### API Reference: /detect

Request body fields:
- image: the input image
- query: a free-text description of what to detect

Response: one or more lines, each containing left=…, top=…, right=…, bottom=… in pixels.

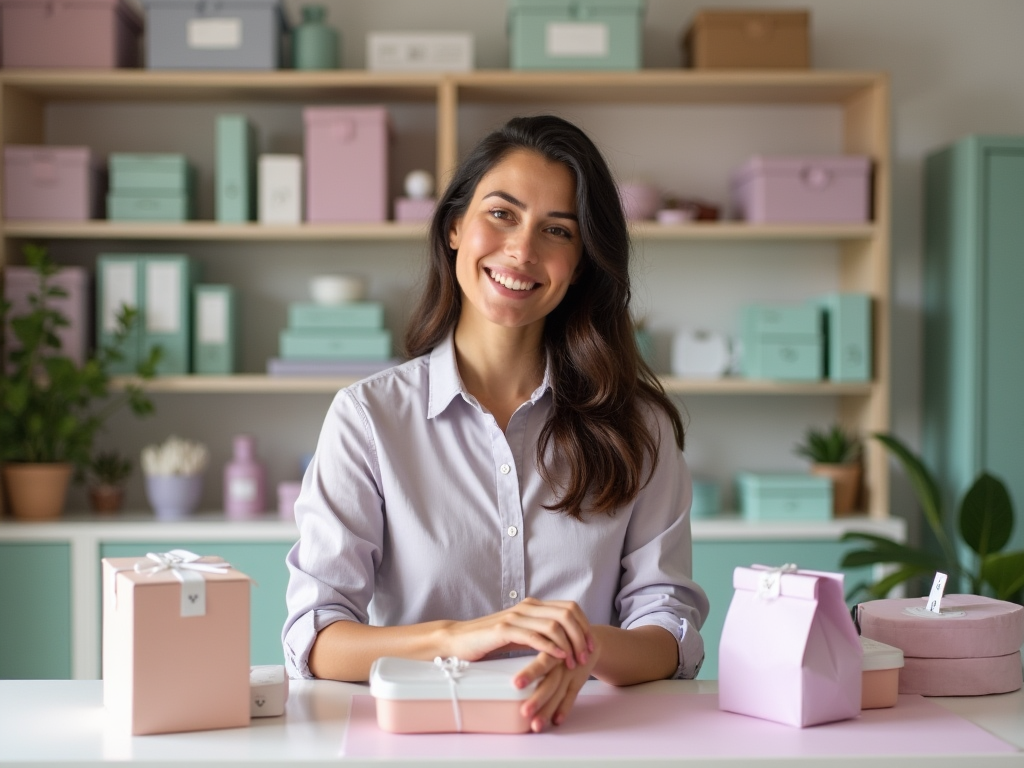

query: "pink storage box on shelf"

left=857, top=594, right=1024, bottom=697
left=101, top=550, right=252, bottom=735
left=304, top=106, right=390, bottom=223
left=731, top=155, right=872, bottom=223
left=4, top=146, right=102, bottom=221
left=370, top=656, right=538, bottom=734
left=3, top=265, right=90, bottom=366
left=0, top=0, right=142, bottom=68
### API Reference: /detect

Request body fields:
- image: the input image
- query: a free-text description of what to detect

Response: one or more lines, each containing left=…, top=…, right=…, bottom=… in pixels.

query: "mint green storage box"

left=216, top=115, right=257, bottom=222
left=508, top=0, right=645, bottom=70
left=107, top=192, right=193, bottom=221
left=109, top=153, right=192, bottom=193
left=280, top=328, right=392, bottom=361
left=288, top=302, right=384, bottom=330
left=820, top=292, right=872, bottom=382
left=741, top=304, right=822, bottom=380
left=737, top=472, right=832, bottom=522
left=193, top=284, right=237, bottom=375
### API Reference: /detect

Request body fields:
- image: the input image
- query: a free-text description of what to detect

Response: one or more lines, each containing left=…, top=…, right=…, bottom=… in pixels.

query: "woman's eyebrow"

left=483, top=190, right=578, bottom=221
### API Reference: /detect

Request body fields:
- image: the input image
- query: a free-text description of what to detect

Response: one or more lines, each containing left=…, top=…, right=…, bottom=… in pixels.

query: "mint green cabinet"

left=0, top=543, right=72, bottom=679
left=99, top=542, right=293, bottom=670
left=924, top=136, right=1024, bottom=554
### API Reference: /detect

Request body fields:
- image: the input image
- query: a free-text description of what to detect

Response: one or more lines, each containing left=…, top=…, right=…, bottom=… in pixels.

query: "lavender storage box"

left=303, top=106, right=390, bottom=223
left=0, top=0, right=141, bottom=68
left=4, top=146, right=101, bottom=221
left=3, top=266, right=90, bottom=366
left=732, top=155, right=872, bottom=224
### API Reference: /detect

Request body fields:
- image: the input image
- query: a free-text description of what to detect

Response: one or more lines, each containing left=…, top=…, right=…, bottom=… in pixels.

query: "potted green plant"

left=86, top=450, right=134, bottom=514
left=841, top=433, right=1024, bottom=604
left=0, top=244, right=160, bottom=519
left=794, top=424, right=863, bottom=516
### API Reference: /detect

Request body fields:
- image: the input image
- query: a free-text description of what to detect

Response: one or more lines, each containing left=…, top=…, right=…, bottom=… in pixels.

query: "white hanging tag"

left=926, top=571, right=948, bottom=614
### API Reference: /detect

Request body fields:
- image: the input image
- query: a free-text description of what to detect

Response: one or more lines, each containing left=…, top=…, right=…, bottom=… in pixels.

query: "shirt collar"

left=427, top=330, right=553, bottom=419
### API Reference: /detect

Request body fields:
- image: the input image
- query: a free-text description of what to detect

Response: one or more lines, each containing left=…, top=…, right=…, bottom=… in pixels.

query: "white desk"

left=0, top=679, right=1021, bottom=767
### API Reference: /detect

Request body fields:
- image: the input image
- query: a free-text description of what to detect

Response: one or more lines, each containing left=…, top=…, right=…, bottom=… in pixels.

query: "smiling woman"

left=283, top=115, right=709, bottom=734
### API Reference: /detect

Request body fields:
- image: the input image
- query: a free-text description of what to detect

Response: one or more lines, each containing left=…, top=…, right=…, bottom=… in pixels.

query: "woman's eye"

left=547, top=226, right=574, bottom=240
left=489, top=208, right=512, bottom=221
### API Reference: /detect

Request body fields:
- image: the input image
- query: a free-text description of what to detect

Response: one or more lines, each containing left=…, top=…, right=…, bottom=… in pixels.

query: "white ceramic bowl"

left=310, top=274, right=366, bottom=304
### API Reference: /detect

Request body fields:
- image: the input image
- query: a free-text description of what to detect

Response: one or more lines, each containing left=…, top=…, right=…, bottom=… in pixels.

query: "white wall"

left=58, top=0, right=1024, bottom=523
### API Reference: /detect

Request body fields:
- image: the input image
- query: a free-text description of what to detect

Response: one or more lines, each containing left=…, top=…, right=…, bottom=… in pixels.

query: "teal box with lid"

left=741, top=303, right=822, bottom=380
left=737, top=472, right=832, bottom=522
left=819, top=292, right=872, bottom=382
left=288, top=302, right=384, bottom=330
left=109, top=153, right=192, bottom=193
left=279, top=328, right=392, bottom=361
left=107, top=193, right=193, bottom=221
left=508, top=0, right=645, bottom=70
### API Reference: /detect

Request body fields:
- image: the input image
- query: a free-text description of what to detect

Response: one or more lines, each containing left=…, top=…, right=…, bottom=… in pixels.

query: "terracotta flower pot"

left=2, top=463, right=74, bottom=520
left=811, top=462, right=863, bottom=517
left=89, top=484, right=125, bottom=514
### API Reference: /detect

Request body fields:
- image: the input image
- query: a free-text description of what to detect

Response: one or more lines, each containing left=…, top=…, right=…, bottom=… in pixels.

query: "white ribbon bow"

left=135, top=549, right=231, bottom=617
left=434, top=656, right=470, bottom=732
left=756, top=563, right=798, bottom=600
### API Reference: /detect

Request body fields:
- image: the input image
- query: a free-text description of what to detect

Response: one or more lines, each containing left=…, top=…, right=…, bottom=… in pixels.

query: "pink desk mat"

left=342, top=693, right=1018, bottom=760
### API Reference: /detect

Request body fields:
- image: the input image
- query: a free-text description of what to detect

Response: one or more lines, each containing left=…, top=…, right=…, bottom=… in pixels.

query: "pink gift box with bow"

left=101, top=550, right=252, bottom=735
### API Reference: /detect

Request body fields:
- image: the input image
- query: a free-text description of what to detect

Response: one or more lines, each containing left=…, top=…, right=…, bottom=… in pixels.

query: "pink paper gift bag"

left=718, top=565, right=863, bottom=727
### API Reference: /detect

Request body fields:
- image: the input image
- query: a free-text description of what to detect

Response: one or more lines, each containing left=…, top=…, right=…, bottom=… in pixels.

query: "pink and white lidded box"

left=4, top=145, right=101, bottom=221
left=101, top=551, right=252, bottom=735
left=731, top=155, right=872, bottom=223
left=3, top=265, right=90, bottom=367
left=370, top=656, right=539, bottom=734
left=860, top=636, right=903, bottom=709
left=303, top=106, right=390, bottom=223
left=0, top=0, right=142, bottom=68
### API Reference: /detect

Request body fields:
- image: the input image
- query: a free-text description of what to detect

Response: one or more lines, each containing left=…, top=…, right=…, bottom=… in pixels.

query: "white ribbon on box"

left=113, top=549, right=232, bottom=617
left=434, top=656, right=470, bottom=732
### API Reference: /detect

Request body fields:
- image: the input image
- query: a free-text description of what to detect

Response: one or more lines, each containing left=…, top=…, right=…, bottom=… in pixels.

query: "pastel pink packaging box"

left=304, top=106, right=390, bottom=223
left=857, top=594, right=1024, bottom=697
left=860, top=636, right=903, bottom=709
left=370, top=656, right=538, bottom=734
left=101, top=550, right=252, bottom=735
left=0, top=0, right=142, bottom=68
left=3, top=265, right=90, bottom=367
left=4, top=146, right=102, bottom=221
left=731, top=155, right=872, bottom=223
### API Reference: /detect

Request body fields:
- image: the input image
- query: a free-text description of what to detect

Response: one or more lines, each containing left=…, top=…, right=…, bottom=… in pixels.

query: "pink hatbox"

left=4, top=145, right=101, bottom=221
left=731, top=155, right=872, bottom=223
left=3, top=265, right=90, bottom=367
left=370, top=656, right=538, bottom=734
left=101, top=551, right=252, bottom=735
left=304, top=106, right=390, bottom=223
left=0, top=0, right=142, bottom=68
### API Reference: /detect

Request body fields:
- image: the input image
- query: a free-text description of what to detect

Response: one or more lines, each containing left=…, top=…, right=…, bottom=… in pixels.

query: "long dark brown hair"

left=405, top=115, right=684, bottom=519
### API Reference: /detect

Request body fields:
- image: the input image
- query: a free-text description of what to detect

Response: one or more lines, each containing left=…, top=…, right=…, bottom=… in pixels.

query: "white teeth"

left=489, top=270, right=535, bottom=291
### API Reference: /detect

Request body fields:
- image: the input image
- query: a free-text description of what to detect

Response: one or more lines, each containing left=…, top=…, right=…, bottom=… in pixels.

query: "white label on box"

left=103, top=262, right=137, bottom=333
left=188, top=18, right=243, bottom=50
left=146, top=262, right=182, bottom=334
left=545, top=22, right=609, bottom=58
left=198, top=292, right=228, bottom=344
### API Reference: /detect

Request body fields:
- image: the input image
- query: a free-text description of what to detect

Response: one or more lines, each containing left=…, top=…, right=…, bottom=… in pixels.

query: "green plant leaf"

left=839, top=537, right=948, bottom=572
left=959, top=473, right=1014, bottom=558
left=981, top=550, right=1024, bottom=603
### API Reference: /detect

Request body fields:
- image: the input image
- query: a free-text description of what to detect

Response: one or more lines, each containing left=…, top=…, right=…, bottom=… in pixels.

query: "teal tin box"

left=508, top=0, right=645, bottom=70
left=736, top=472, right=833, bottom=522
left=741, top=304, right=823, bottom=380
left=820, top=292, right=872, bottom=382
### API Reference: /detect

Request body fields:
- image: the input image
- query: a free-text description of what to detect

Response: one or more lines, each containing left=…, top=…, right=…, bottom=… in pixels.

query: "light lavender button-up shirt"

left=283, top=333, right=709, bottom=679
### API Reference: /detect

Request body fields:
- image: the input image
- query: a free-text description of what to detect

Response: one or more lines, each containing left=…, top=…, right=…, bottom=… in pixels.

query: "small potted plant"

left=794, top=424, right=863, bottom=517
left=141, top=435, right=210, bottom=520
left=87, top=450, right=133, bottom=514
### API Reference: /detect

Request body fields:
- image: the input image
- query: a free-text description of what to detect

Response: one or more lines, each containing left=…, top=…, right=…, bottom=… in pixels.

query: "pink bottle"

left=223, top=434, right=266, bottom=519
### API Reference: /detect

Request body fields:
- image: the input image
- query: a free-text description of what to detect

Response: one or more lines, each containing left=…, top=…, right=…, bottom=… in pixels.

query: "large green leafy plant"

left=841, top=433, right=1024, bottom=604
left=0, top=244, right=159, bottom=473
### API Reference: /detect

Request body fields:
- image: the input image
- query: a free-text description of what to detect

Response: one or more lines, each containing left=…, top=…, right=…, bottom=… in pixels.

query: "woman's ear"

left=448, top=217, right=463, bottom=251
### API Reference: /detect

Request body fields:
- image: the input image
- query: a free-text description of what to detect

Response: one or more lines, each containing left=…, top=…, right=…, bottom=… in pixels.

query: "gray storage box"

left=142, top=0, right=286, bottom=70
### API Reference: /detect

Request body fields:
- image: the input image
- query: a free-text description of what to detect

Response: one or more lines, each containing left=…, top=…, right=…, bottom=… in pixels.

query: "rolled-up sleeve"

left=616, top=413, right=710, bottom=679
left=282, top=389, right=384, bottom=679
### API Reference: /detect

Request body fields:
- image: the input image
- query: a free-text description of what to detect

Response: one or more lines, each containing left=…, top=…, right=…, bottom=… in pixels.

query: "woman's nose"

left=505, top=228, right=538, bottom=264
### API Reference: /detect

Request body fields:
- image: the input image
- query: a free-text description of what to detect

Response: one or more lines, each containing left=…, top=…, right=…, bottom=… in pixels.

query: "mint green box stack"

left=740, top=304, right=823, bottom=380
left=215, top=115, right=257, bottom=222
left=280, top=302, right=391, bottom=361
left=96, top=254, right=197, bottom=375
left=508, top=0, right=645, bottom=70
left=107, top=153, right=194, bottom=221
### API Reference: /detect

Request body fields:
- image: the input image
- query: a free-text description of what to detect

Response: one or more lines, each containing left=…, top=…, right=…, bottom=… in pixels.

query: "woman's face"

left=449, top=149, right=583, bottom=336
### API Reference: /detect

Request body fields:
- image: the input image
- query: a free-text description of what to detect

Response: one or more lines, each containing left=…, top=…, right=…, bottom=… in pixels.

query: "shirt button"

left=509, top=590, right=518, bottom=600
left=500, top=464, right=511, bottom=475
left=507, top=526, right=518, bottom=537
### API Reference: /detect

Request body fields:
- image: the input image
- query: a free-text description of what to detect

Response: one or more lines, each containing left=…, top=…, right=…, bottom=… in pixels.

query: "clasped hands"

left=440, top=597, right=599, bottom=733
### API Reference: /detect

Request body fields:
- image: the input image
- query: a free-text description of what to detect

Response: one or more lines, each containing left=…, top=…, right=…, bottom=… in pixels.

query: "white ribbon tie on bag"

left=434, top=656, right=470, bottom=732
left=134, top=549, right=231, bottom=617
left=757, top=563, right=798, bottom=600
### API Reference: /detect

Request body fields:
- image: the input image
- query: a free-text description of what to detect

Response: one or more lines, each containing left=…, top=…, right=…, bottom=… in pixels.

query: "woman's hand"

left=440, top=597, right=593, bottom=669
left=513, top=639, right=601, bottom=732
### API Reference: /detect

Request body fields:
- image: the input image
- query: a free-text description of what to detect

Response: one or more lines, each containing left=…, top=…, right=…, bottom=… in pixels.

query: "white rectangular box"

left=258, top=154, right=302, bottom=224
left=366, top=32, right=473, bottom=71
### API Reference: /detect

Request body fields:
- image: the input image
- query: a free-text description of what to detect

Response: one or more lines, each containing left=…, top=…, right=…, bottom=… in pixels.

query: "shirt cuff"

left=283, top=609, right=357, bottom=679
left=627, top=613, right=705, bottom=680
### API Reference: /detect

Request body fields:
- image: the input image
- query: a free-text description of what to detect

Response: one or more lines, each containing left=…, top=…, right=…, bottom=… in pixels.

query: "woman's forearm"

left=308, top=619, right=454, bottom=681
left=590, top=624, right=679, bottom=686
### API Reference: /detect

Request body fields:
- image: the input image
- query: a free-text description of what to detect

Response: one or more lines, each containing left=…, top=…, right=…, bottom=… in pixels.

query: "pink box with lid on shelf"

left=731, top=155, right=872, bottom=224
left=4, top=145, right=102, bottom=221
left=303, top=106, right=390, bottom=223
left=0, top=0, right=142, bottom=68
